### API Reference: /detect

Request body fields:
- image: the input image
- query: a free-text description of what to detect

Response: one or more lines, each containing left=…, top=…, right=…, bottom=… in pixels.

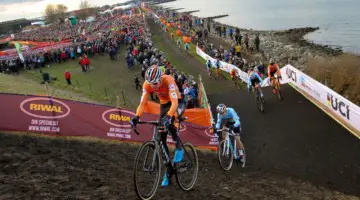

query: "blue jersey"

left=247, top=71, right=263, bottom=88
left=215, top=108, right=241, bottom=129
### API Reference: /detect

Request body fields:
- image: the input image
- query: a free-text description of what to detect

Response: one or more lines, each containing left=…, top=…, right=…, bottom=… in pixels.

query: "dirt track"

left=0, top=17, right=359, bottom=200
left=1, top=132, right=358, bottom=200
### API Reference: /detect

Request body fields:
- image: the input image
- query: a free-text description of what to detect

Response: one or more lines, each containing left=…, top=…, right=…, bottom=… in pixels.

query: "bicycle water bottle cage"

left=158, top=125, right=166, bottom=133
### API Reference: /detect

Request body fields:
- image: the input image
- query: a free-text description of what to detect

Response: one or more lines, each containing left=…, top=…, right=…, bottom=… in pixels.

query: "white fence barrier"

left=281, top=64, right=360, bottom=135
left=196, top=46, right=360, bottom=136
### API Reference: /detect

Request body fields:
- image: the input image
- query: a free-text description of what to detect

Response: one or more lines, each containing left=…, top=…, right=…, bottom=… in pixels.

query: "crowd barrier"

left=195, top=46, right=360, bottom=137
left=0, top=93, right=218, bottom=146
left=281, top=65, right=360, bottom=137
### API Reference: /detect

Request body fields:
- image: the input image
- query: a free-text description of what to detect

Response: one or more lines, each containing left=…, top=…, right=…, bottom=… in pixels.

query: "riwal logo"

left=102, top=109, right=135, bottom=128
left=327, top=93, right=350, bottom=120
left=174, top=121, right=186, bottom=132
left=204, top=126, right=218, bottom=138
left=20, top=97, right=70, bottom=119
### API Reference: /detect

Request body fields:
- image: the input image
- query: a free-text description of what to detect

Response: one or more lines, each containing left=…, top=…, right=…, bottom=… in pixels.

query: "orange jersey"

left=230, top=69, right=237, bottom=77
left=268, top=64, right=279, bottom=73
left=136, top=75, right=181, bottom=117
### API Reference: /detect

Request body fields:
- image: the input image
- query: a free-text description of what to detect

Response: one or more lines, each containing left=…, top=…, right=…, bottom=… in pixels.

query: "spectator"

left=235, top=43, right=241, bottom=57
left=244, top=33, right=249, bottom=50
left=83, top=55, right=90, bottom=72
left=64, top=69, right=71, bottom=85
left=79, top=56, right=85, bottom=72
left=134, top=76, right=141, bottom=90
left=183, top=83, right=190, bottom=106
left=255, top=34, right=260, bottom=52
left=60, top=51, right=67, bottom=62
left=188, top=83, right=198, bottom=108
left=126, top=53, right=134, bottom=69
left=222, top=26, right=226, bottom=38
left=229, top=27, right=233, bottom=40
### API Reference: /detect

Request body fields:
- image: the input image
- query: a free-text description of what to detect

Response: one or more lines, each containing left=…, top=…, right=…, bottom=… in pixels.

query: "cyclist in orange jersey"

left=130, top=65, right=185, bottom=187
left=267, top=59, right=282, bottom=93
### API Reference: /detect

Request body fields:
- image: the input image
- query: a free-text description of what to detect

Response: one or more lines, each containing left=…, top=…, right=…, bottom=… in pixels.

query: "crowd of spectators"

left=0, top=10, right=131, bottom=74
left=123, top=15, right=199, bottom=108
left=0, top=8, right=200, bottom=108
left=154, top=9, right=267, bottom=77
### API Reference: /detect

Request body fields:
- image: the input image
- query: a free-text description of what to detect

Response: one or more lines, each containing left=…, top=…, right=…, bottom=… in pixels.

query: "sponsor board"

left=19, top=97, right=70, bottom=133
left=102, top=109, right=135, bottom=128
left=204, top=126, right=219, bottom=145
left=20, top=97, right=70, bottom=119
left=327, top=93, right=350, bottom=120
left=102, top=108, right=135, bottom=140
left=0, top=94, right=215, bottom=146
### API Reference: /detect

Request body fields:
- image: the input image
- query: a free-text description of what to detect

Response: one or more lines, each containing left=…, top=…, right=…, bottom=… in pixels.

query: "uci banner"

left=281, top=65, right=360, bottom=137
left=0, top=93, right=218, bottom=147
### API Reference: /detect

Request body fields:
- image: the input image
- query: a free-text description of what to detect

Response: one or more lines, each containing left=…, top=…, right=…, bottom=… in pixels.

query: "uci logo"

left=286, top=68, right=297, bottom=82
left=327, top=93, right=350, bottom=120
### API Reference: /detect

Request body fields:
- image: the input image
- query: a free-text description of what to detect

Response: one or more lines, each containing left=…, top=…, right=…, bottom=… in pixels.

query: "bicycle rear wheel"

left=133, top=141, right=161, bottom=200
left=256, top=95, right=264, bottom=113
left=218, top=140, right=234, bottom=171
left=275, top=79, right=283, bottom=100
left=175, top=142, right=199, bottom=191
left=277, top=90, right=283, bottom=100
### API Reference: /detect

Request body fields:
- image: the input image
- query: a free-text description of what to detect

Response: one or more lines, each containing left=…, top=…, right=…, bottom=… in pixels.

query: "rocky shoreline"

left=205, top=21, right=343, bottom=70
left=156, top=4, right=347, bottom=70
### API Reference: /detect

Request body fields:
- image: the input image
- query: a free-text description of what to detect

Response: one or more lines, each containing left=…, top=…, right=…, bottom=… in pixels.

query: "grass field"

left=20, top=53, right=143, bottom=108
left=0, top=73, right=98, bottom=103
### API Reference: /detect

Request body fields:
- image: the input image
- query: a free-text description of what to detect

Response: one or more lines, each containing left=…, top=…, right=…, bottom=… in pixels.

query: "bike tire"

left=175, top=142, right=199, bottom=191
left=277, top=90, right=283, bottom=100
left=236, top=146, right=246, bottom=168
left=218, top=140, right=234, bottom=171
left=133, top=141, right=161, bottom=200
left=256, top=96, right=264, bottom=113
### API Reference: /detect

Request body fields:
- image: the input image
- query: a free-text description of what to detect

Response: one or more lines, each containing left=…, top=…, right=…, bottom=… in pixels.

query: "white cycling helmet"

left=145, top=65, right=162, bottom=84
left=216, top=104, right=226, bottom=114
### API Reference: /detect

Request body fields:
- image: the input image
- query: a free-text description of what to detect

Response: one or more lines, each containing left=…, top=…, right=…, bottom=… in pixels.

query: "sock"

left=239, top=150, right=244, bottom=156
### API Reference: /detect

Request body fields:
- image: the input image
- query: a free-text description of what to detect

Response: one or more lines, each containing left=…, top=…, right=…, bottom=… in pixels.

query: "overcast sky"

left=0, top=0, right=128, bottom=22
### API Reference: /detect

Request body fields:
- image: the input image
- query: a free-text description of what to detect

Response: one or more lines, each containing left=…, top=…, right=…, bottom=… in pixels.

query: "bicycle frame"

left=137, top=117, right=190, bottom=175
left=220, top=128, right=239, bottom=159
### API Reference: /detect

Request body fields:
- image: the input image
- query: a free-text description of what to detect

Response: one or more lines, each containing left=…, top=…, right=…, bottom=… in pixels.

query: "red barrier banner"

left=0, top=93, right=218, bottom=146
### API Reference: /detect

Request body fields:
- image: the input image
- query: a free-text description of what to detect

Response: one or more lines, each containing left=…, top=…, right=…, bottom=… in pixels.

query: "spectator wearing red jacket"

left=83, top=55, right=90, bottom=72
left=79, top=56, right=85, bottom=72
left=64, top=70, right=71, bottom=85
left=60, top=51, right=67, bottom=62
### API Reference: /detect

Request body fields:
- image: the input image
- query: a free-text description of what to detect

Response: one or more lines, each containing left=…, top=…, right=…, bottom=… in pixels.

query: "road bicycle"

left=252, top=85, right=265, bottom=113
left=271, top=75, right=283, bottom=100
left=132, top=116, right=198, bottom=200
left=217, top=127, right=246, bottom=170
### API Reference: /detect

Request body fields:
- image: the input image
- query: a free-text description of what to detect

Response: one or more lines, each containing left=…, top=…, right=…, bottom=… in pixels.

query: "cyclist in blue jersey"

left=206, top=59, right=213, bottom=76
left=214, top=104, right=245, bottom=162
left=247, top=68, right=264, bottom=97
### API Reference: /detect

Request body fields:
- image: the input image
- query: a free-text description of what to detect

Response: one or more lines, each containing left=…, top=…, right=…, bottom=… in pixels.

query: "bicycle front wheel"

left=218, top=140, right=234, bottom=171
left=175, top=142, right=199, bottom=191
left=133, top=141, right=161, bottom=200
left=256, top=95, right=264, bottom=113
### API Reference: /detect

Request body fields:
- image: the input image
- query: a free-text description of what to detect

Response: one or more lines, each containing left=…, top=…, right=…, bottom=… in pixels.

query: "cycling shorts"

left=225, top=121, right=241, bottom=136
left=250, top=78, right=260, bottom=87
left=269, top=69, right=278, bottom=78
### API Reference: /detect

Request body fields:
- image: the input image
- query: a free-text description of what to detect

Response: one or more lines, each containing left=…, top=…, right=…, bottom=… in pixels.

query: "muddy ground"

left=1, top=132, right=358, bottom=200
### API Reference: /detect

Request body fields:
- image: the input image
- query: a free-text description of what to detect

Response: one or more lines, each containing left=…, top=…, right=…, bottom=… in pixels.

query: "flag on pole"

left=14, top=42, right=24, bottom=62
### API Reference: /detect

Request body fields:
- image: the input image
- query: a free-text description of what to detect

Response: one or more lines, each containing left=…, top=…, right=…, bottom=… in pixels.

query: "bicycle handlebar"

left=217, top=127, right=236, bottom=136
left=132, top=120, right=161, bottom=135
